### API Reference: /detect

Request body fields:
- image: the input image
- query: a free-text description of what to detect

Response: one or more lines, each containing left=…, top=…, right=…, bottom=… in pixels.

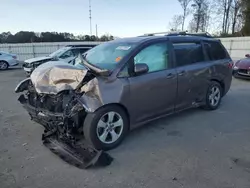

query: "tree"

left=222, top=0, right=233, bottom=34
left=241, top=0, right=250, bottom=35
left=84, top=35, right=91, bottom=41
left=190, top=0, right=210, bottom=32
left=168, top=15, right=183, bottom=31
left=0, top=31, right=114, bottom=43
left=178, top=0, right=192, bottom=31
left=231, top=0, right=242, bottom=34
left=0, top=32, right=12, bottom=43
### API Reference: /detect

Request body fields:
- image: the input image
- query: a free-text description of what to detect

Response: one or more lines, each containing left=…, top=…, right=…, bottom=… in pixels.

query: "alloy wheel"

left=209, top=86, right=221, bottom=107
left=0, top=61, right=8, bottom=70
left=96, top=111, right=124, bottom=144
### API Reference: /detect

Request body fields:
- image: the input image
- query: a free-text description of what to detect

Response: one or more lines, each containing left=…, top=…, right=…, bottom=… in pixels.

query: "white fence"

left=219, top=37, right=250, bottom=61
left=0, top=41, right=102, bottom=61
left=0, top=37, right=249, bottom=61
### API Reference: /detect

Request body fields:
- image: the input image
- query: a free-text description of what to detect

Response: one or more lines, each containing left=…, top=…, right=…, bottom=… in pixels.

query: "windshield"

left=49, top=47, right=70, bottom=57
left=83, top=41, right=137, bottom=71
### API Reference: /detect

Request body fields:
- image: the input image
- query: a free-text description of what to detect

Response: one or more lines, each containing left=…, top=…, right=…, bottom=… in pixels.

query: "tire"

left=203, top=81, right=222, bottom=110
left=83, top=105, right=129, bottom=150
left=0, top=61, right=9, bottom=70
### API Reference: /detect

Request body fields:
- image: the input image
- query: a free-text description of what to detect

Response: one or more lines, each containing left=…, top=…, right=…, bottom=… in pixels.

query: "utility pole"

left=89, top=0, right=92, bottom=36
left=96, top=24, right=98, bottom=37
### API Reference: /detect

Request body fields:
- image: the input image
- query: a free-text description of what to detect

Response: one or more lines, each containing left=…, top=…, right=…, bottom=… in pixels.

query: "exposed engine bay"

left=15, top=61, right=113, bottom=169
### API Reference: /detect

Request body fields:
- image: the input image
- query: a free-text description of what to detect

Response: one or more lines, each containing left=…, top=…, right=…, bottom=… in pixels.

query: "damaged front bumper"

left=18, top=94, right=63, bottom=130
left=17, top=93, right=113, bottom=169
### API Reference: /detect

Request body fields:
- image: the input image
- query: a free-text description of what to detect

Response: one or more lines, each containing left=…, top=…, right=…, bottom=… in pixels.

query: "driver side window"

left=134, top=42, right=169, bottom=73
left=60, top=50, right=74, bottom=59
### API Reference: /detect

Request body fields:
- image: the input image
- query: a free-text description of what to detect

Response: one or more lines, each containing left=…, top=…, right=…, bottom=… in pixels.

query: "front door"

left=127, top=41, right=177, bottom=124
left=171, top=41, right=209, bottom=111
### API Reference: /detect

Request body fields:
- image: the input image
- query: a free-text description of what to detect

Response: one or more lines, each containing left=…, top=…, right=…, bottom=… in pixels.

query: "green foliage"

left=241, top=0, right=250, bottom=35
left=0, top=31, right=114, bottom=43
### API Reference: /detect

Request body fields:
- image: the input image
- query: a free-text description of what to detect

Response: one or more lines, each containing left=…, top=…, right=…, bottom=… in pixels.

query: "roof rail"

left=141, top=31, right=213, bottom=38
left=166, top=31, right=213, bottom=38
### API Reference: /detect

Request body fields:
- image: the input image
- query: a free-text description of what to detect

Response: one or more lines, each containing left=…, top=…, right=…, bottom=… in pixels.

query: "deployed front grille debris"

left=42, top=131, right=113, bottom=169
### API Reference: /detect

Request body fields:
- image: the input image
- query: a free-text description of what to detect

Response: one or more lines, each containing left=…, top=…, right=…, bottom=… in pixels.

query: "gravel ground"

left=0, top=68, right=250, bottom=188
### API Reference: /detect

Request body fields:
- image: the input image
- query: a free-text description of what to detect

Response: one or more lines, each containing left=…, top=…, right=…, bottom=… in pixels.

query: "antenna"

left=89, top=0, right=92, bottom=36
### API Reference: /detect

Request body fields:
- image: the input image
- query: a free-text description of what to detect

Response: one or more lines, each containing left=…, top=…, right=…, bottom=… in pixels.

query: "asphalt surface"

left=1, top=67, right=250, bottom=188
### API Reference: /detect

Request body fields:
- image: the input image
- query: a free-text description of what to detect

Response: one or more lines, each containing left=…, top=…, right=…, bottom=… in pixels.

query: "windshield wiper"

left=80, top=54, right=110, bottom=76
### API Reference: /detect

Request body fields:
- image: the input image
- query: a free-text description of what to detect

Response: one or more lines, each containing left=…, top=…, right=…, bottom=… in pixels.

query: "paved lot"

left=1, top=68, right=250, bottom=188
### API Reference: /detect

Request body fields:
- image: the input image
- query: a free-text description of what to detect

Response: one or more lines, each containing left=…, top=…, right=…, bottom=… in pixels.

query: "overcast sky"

left=0, top=0, right=183, bottom=37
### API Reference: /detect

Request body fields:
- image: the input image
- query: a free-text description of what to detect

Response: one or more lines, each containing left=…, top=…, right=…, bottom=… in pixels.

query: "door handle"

left=166, top=73, right=175, bottom=79
left=178, top=70, right=186, bottom=76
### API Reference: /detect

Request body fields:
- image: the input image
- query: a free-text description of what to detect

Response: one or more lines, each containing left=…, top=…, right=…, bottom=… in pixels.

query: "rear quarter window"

left=204, top=41, right=228, bottom=60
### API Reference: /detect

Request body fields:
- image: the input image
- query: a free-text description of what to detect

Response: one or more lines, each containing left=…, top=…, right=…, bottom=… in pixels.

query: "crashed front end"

left=15, top=62, right=112, bottom=169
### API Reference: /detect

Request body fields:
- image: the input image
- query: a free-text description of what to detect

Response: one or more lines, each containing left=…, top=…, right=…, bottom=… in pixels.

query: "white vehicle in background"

left=0, top=51, right=19, bottom=70
left=22, top=44, right=97, bottom=75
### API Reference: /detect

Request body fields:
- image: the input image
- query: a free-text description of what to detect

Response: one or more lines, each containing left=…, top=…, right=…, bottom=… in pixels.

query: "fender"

left=15, top=78, right=31, bottom=93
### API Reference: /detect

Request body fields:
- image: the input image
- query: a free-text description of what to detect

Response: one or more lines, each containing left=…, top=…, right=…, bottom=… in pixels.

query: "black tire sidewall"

left=84, top=105, right=129, bottom=150
left=205, top=81, right=222, bottom=110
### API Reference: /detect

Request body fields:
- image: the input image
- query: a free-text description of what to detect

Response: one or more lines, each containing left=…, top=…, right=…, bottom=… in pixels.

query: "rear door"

left=126, top=40, right=177, bottom=123
left=203, top=41, right=233, bottom=94
left=171, top=40, right=210, bottom=111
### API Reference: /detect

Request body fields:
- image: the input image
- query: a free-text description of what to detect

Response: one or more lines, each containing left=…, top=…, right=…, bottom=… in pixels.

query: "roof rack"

left=141, top=31, right=213, bottom=38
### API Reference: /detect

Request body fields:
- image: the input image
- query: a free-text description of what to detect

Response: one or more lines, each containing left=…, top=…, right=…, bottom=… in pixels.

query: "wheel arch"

left=94, top=103, right=131, bottom=129
left=0, top=60, right=9, bottom=66
left=210, top=78, right=225, bottom=96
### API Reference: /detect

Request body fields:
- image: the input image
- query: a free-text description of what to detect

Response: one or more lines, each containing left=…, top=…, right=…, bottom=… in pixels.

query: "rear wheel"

left=0, top=61, right=9, bottom=70
left=83, top=105, right=129, bottom=150
left=203, top=81, right=222, bottom=110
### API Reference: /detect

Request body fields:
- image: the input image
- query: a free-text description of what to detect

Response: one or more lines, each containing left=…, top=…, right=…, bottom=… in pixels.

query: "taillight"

left=228, top=61, right=234, bottom=69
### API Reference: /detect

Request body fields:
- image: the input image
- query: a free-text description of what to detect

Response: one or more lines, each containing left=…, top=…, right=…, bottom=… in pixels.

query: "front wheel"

left=83, top=105, right=129, bottom=150
left=203, top=81, right=222, bottom=110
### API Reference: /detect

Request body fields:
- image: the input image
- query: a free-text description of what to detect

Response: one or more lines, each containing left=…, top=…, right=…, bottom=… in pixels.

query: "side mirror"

left=134, top=63, right=149, bottom=75
left=245, top=54, right=250, bottom=58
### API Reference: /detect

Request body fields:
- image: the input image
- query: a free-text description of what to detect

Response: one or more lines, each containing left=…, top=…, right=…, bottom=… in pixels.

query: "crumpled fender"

left=15, top=78, right=31, bottom=93
left=79, top=77, right=128, bottom=113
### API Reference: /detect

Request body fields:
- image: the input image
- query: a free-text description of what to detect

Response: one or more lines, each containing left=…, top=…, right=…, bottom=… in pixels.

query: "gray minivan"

left=16, top=32, right=233, bottom=151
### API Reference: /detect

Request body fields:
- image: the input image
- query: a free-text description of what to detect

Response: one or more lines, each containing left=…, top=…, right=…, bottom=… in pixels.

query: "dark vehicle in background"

left=233, top=54, right=250, bottom=79
left=16, top=32, right=233, bottom=152
left=23, top=44, right=97, bottom=75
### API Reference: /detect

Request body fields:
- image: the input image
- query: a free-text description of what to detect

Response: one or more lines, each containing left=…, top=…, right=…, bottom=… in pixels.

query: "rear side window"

left=60, top=50, right=74, bottom=59
left=173, top=42, right=205, bottom=67
left=72, top=49, right=80, bottom=56
left=80, top=48, right=90, bottom=54
left=204, top=41, right=227, bottom=60
left=72, top=48, right=91, bottom=56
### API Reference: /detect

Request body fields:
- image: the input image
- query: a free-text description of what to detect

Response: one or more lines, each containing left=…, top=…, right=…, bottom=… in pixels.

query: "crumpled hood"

left=25, top=56, right=52, bottom=64
left=30, top=61, right=88, bottom=94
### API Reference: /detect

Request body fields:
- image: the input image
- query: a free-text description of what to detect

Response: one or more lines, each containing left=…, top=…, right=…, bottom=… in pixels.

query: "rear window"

left=204, top=41, right=227, bottom=60
left=173, top=42, right=205, bottom=67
